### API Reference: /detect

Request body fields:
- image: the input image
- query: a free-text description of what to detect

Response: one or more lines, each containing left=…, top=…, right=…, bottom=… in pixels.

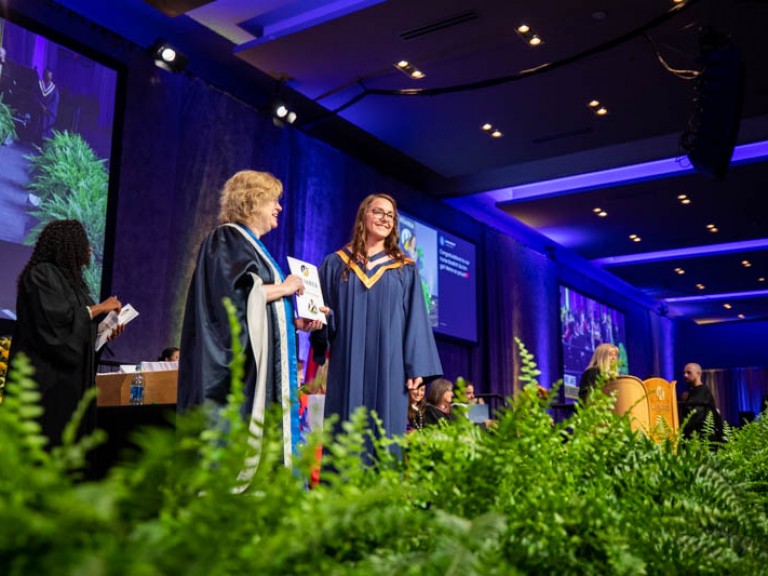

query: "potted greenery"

left=0, top=94, right=17, bottom=146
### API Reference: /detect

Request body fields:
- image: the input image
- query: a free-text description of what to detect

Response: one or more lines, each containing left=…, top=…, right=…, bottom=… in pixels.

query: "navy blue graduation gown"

left=313, top=249, right=442, bottom=436
left=178, top=224, right=300, bottom=464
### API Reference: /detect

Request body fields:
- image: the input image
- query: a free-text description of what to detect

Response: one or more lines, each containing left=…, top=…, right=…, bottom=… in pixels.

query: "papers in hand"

left=95, top=303, right=139, bottom=351
left=286, top=256, right=326, bottom=324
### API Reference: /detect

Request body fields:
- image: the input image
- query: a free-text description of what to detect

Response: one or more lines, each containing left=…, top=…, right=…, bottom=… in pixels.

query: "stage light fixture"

left=150, top=40, right=188, bottom=73
left=272, top=101, right=298, bottom=126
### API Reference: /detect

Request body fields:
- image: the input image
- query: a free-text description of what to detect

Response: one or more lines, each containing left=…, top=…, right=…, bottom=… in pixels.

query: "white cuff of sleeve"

left=86, top=306, right=93, bottom=320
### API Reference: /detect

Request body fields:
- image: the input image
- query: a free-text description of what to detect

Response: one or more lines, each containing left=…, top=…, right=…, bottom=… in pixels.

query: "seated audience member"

left=158, top=346, right=180, bottom=362
left=465, top=381, right=485, bottom=405
left=578, top=343, right=619, bottom=403
left=679, top=362, right=723, bottom=442
left=407, top=380, right=426, bottom=432
left=424, top=378, right=456, bottom=426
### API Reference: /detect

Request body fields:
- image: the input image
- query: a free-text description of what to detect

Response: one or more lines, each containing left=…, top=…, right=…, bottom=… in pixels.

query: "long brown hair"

left=344, top=193, right=405, bottom=278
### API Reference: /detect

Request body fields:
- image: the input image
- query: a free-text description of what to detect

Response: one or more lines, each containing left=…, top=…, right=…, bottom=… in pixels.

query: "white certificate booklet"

left=286, top=257, right=326, bottom=324
left=95, top=303, right=139, bottom=351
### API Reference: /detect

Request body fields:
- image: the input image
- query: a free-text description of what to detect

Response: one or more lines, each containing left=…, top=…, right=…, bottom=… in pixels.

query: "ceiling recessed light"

left=595, top=107, right=608, bottom=116
left=681, top=198, right=691, bottom=204
left=759, top=277, right=766, bottom=282
left=597, top=210, right=607, bottom=217
left=723, top=303, right=732, bottom=309
left=529, top=35, right=542, bottom=46
left=482, top=123, right=493, bottom=131
left=629, top=234, right=637, bottom=239
left=738, top=314, right=745, bottom=319
left=588, top=100, right=600, bottom=108
left=696, top=283, right=705, bottom=290
left=491, top=130, right=502, bottom=138
left=706, top=224, right=715, bottom=229
left=709, top=227, right=719, bottom=233
left=677, top=194, right=687, bottom=200
left=517, top=24, right=530, bottom=33
left=742, top=260, right=752, bottom=267
left=593, top=207, right=602, bottom=213
left=394, top=60, right=425, bottom=80
left=675, top=268, right=685, bottom=275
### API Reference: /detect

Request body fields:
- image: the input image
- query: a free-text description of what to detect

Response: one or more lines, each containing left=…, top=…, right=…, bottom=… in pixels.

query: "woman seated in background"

left=406, top=381, right=426, bottom=432
left=157, top=347, right=180, bottom=362
left=424, top=378, right=456, bottom=426
left=578, top=343, right=619, bottom=404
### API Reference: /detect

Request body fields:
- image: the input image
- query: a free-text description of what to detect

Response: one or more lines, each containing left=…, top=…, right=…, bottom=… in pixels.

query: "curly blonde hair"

left=218, top=170, right=283, bottom=224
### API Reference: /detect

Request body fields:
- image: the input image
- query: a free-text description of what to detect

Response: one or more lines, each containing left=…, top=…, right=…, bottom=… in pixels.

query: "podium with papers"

left=95, top=370, right=178, bottom=406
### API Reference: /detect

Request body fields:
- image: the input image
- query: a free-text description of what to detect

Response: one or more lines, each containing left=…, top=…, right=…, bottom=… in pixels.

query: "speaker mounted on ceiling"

left=681, top=27, right=744, bottom=180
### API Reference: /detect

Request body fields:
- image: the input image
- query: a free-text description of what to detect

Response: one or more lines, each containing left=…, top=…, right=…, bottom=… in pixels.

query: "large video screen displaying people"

left=399, top=212, right=477, bottom=342
left=0, top=17, right=118, bottom=321
left=560, top=285, right=628, bottom=401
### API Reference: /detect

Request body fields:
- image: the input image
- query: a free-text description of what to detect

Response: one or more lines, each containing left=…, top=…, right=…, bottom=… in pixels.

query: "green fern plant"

left=23, top=130, right=109, bottom=298
left=0, top=94, right=18, bottom=144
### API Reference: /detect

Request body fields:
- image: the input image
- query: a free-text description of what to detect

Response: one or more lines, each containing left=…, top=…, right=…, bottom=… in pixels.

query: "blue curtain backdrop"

left=99, top=52, right=679, bottom=402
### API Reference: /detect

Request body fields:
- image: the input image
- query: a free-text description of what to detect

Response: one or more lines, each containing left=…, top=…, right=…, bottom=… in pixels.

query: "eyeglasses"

left=369, top=208, right=395, bottom=221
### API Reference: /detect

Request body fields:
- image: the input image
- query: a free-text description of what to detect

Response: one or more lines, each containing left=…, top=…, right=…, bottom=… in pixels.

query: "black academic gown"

left=9, top=263, right=96, bottom=447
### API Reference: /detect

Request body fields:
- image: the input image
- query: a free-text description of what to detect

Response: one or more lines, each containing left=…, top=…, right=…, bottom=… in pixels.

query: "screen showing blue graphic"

left=560, top=285, right=628, bottom=401
left=399, top=212, right=477, bottom=342
left=0, top=16, right=119, bottom=322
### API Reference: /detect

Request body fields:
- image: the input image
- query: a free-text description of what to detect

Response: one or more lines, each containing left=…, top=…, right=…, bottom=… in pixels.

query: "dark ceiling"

left=50, top=0, right=768, bottom=325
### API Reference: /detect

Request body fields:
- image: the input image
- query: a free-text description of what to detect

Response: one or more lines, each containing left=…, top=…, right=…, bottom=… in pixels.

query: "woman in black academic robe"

left=9, top=220, right=122, bottom=448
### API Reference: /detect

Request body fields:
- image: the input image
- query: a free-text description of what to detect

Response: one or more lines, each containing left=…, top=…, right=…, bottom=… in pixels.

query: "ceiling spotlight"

left=677, top=194, right=687, bottom=200
left=738, top=314, right=745, bottom=319
left=588, top=100, right=600, bottom=108
left=706, top=223, right=715, bottom=229
left=394, top=60, right=425, bottom=80
left=516, top=24, right=543, bottom=46
left=696, top=283, right=705, bottom=290
left=629, top=234, right=641, bottom=242
left=674, top=267, right=685, bottom=275
left=759, top=277, right=766, bottom=282
left=272, top=101, right=297, bottom=126
left=723, top=303, right=732, bottom=309
left=709, top=227, right=719, bottom=233
left=491, top=130, right=503, bottom=138
left=150, top=40, right=188, bottom=73
left=482, top=123, right=493, bottom=131
left=597, top=210, right=608, bottom=217
left=742, top=260, right=752, bottom=267
left=593, top=207, right=602, bottom=213
left=595, top=107, right=608, bottom=116
left=681, top=198, right=691, bottom=204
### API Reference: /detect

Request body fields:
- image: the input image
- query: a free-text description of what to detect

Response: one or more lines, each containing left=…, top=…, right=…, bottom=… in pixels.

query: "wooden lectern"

left=95, top=370, right=178, bottom=406
left=602, top=375, right=679, bottom=438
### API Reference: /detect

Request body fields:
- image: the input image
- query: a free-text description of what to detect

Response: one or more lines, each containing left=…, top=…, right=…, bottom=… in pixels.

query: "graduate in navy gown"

left=312, top=193, right=442, bottom=437
left=178, top=171, right=323, bottom=474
